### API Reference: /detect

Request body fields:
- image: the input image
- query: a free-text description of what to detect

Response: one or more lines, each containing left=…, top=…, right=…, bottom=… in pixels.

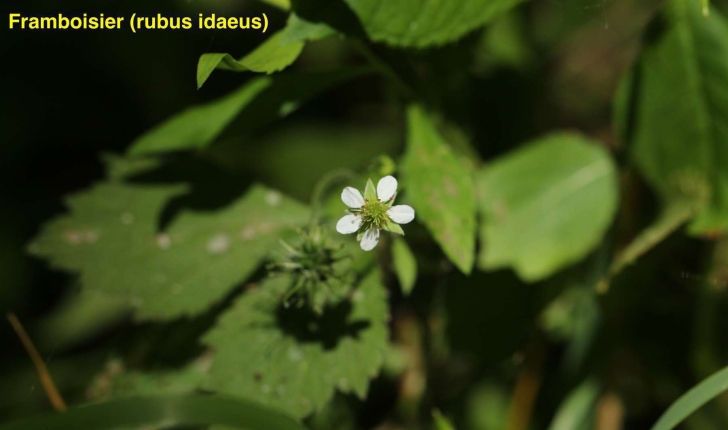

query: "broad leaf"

left=28, top=183, right=309, bottom=320
left=624, top=0, right=728, bottom=235
left=128, top=68, right=372, bottom=157
left=203, top=269, right=389, bottom=418
left=86, top=357, right=211, bottom=401
left=402, top=105, right=476, bottom=274
left=478, top=132, right=618, bottom=282
left=197, top=32, right=305, bottom=89
left=392, top=237, right=417, bottom=295
left=292, top=0, right=526, bottom=48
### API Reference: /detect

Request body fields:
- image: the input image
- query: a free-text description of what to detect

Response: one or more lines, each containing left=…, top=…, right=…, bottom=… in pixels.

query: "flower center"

left=362, top=199, right=389, bottom=227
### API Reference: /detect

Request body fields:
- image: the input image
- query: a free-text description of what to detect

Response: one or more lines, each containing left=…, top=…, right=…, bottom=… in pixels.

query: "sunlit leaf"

left=292, top=0, right=526, bottom=48
left=477, top=132, right=618, bottom=282
left=392, top=237, right=417, bottom=295
left=402, top=105, right=476, bottom=274
left=624, top=0, right=728, bottom=235
left=197, top=32, right=305, bottom=89
left=203, top=269, right=389, bottom=418
left=256, top=0, right=291, bottom=10
left=0, top=395, right=307, bottom=430
left=28, top=182, right=309, bottom=321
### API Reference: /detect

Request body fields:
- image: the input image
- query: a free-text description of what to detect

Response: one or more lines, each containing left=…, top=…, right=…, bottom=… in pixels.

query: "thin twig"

left=7, top=312, right=67, bottom=411
left=505, top=337, right=545, bottom=430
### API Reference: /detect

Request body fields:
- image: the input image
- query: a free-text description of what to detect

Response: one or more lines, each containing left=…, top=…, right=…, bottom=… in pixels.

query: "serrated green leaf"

left=392, top=237, right=417, bottom=295
left=625, top=0, right=728, bottom=235
left=364, top=178, right=377, bottom=201
left=477, top=132, right=618, bottom=282
left=0, top=395, right=307, bottom=430
left=292, top=0, right=526, bottom=48
left=197, top=32, right=305, bottom=89
left=650, top=365, right=728, bottom=430
left=128, top=68, right=372, bottom=157
left=402, top=105, right=476, bottom=275
left=203, top=269, right=389, bottom=418
left=28, top=183, right=309, bottom=320
left=383, top=221, right=404, bottom=236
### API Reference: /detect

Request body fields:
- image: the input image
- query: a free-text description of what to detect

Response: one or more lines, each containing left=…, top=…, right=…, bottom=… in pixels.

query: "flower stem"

left=309, top=169, right=357, bottom=226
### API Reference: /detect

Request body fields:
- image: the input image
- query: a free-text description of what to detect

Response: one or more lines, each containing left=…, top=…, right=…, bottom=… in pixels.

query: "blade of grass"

left=650, top=366, right=728, bottom=430
left=0, top=395, right=308, bottom=430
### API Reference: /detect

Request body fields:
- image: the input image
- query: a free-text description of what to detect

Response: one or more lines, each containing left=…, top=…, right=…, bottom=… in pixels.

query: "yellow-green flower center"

left=361, top=199, right=389, bottom=227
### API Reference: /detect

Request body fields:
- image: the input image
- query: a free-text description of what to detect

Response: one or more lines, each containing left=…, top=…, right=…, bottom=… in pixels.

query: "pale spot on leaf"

left=120, top=212, right=135, bottom=225
left=207, top=234, right=230, bottom=254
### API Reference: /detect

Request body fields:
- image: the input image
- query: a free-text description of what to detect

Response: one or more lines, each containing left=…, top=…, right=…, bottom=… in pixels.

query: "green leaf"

left=0, top=395, right=307, bottom=430
left=203, top=269, right=389, bottom=418
left=293, top=0, right=526, bottom=48
left=197, top=32, right=305, bottom=89
left=85, top=356, right=212, bottom=402
left=392, top=237, right=417, bottom=295
left=477, top=132, right=618, bottom=282
left=547, top=379, right=600, bottom=430
left=383, top=220, right=404, bottom=236
left=625, top=0, right=728, bottom=235
left=256, top=0, right=291, bottom=10
left=279, top=14, right=338, bottom=45
left=128, top=68, right=372, bottom=157
left=128, top=77, right=271, bottom=156
left=402, top=105, right=476, bottom=275
left=364, top=178, right=377, bottom=201
left=433, top=410, right=457, bottom=430
left=28, top=183, right=309, bottom=320
left=650, top=365, right=728, bottom=430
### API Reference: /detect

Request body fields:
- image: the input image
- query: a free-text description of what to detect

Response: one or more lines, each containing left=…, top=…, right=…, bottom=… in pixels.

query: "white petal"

left=388, top=205, right=415, bottom=224
left=341, top=187, right=365, bottom=208
left=360, top=228, right=380, bottom=251
left=336, top=214, right=362, bottom=234
left=377, top=176, right=397, bottom=201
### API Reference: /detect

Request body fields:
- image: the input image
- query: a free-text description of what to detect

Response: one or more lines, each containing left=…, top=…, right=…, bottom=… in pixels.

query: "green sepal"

left=386, top=192, right=398, bottom=207
left=364, top=178, right=377, bottom=201
left=384, top=221, right=405, bottom=236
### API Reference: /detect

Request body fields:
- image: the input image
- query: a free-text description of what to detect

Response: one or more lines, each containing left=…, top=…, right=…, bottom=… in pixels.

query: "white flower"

left=335, top=175, right=415, bottom=251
